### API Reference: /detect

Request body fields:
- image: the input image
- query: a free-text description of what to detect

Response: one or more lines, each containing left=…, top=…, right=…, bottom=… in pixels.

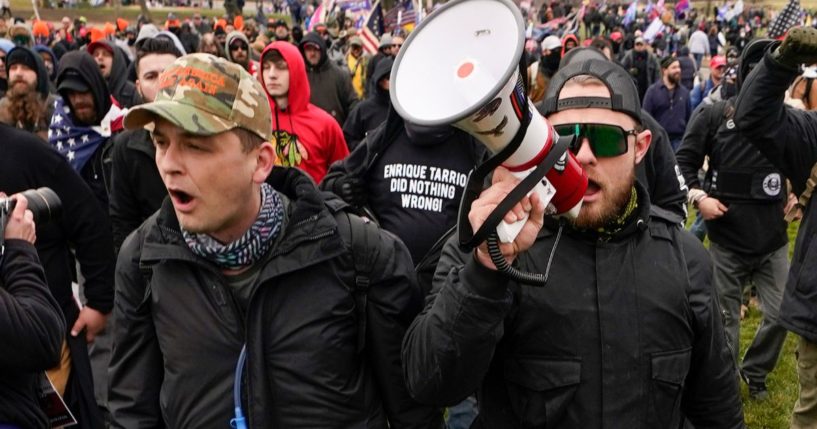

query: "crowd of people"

left=2, top=0, right=817, bottom=428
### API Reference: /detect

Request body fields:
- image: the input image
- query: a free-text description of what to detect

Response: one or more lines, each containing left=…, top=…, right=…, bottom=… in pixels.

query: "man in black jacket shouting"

left=109, top=53, right=441, bottom=428
left=402, top=59, right=744, bottom=428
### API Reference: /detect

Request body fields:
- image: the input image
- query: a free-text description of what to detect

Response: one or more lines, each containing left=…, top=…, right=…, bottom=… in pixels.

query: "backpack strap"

left=333, top=207, right=381, bottom=353
left=786, top=162, right=817, bottom=222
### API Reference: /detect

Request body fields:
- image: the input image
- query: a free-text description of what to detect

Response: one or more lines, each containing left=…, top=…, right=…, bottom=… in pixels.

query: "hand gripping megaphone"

left=390, top=0, right=588, bottom=259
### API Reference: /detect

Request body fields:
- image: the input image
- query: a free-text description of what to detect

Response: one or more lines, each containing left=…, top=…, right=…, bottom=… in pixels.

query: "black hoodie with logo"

left=298, top=31, right=359, bottom=126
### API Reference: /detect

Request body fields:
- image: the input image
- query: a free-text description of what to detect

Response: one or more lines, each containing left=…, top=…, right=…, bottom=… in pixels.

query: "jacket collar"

left=542, top=180, right=657, bottom=243
left=140, top=167, right=346, bottom=278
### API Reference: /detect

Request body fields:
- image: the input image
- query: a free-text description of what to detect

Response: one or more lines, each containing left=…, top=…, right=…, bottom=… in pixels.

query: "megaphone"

left=390, top=0, right=587, bottom=248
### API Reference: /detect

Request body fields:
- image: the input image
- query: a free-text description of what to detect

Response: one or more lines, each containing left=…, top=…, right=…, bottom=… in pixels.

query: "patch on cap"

left=124, top=53, right=271, bottom=141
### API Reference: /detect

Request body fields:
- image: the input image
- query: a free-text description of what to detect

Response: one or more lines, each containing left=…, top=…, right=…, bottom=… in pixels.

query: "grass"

left=687, top=207, right=801, bottom=428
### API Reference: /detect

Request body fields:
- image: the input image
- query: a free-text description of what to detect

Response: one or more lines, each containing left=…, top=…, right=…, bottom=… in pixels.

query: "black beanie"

left=7, top=47, right=38, bottom=73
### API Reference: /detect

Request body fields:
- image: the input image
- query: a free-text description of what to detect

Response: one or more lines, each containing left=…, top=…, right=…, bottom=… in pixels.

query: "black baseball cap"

left=57, top=69, right=89, bottom=93
left=541, top=58, right=642, bottom=125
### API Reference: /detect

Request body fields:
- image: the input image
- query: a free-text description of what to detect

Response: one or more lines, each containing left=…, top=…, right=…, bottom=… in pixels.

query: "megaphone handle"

left=459, top=135, right=569, bottom=249
left=496, top=178, right=556, bottom=243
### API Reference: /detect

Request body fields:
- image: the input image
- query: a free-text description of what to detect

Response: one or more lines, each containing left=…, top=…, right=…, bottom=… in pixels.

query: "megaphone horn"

left=390, top=0, right=588, bottom=250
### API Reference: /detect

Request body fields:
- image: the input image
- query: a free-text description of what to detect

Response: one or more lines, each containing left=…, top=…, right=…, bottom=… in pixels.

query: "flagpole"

left=31, top=0, right=40, bottom=21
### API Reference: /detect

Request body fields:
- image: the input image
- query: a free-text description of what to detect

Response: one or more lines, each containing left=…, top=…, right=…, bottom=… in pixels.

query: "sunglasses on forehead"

left=553, top=123, right=638, bottom=158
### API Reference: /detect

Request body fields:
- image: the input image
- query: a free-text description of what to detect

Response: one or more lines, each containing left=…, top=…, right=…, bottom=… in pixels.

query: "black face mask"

left=404, top=122, right=456, bottom=145
left=541, top=50, right=561, bottom=74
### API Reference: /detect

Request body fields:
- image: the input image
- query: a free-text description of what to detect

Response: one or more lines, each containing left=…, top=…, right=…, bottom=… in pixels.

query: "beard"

left=6, top=81, right=45, bottom=131
left=572, top=169, right=636, bottom=230
left=668, top=72, right=680, bottom=85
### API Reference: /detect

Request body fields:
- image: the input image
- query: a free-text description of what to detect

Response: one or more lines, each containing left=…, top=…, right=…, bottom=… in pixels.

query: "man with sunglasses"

left=224, top=31, right=257, bottom=76
left=402, top=59, right=743, bottom=428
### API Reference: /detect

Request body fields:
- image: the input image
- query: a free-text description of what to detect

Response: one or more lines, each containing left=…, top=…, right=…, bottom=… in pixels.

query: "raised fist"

left=776, top=26, right=817, bottom=68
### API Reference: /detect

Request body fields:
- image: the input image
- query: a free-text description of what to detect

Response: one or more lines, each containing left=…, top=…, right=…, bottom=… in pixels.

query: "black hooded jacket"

left=56, top=50, right=115, bottom=206
left=100, top=41, right=140, bottom=108
left=299, top=31, right=359, bottom=126
left=342, top=56, right=392, bottom=150
left=57, top=51, right=112, bottom=125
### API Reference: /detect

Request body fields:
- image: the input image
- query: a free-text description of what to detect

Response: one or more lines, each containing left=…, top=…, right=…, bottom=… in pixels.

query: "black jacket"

left=0, top=240, right=65, bottom=429
left=402, top=185, right=744, bottom=428
left=108, top=129, right=166, bottom=253
left=0, top=124, right=113, bottom=429
left=299, top=32, right=359, bottom=126
left=342, top=56, right=392, bottom=150
left=109, top=167, right=441, bottom=429
left=734, top=51, right=817, bottom=343
left=677, top=97, right=787, bottom=255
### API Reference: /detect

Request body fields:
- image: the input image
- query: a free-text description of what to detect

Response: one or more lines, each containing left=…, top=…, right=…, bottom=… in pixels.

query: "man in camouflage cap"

left=108, top=53, right=441, bottom=428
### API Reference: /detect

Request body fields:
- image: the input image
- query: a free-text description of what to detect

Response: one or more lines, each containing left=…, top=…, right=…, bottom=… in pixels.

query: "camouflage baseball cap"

left=125, top=53, right=272, bottom=141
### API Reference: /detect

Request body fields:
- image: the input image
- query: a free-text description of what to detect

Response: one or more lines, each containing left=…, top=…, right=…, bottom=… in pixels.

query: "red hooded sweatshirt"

left=259, top=41, right=349, bottom=183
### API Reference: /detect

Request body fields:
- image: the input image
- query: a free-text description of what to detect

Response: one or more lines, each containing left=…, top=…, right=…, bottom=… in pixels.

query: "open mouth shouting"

left=168, top=187, right=197, bottom=212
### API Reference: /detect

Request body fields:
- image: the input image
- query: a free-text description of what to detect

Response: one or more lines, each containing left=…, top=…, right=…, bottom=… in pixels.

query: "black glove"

left=774, top=26, right=817, bottom=69
left=335, top=176, right=367, bottom=208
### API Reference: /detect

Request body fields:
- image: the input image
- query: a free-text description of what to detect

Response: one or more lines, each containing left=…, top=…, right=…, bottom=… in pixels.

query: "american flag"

left=360, top=0, right=385, bottom=54
left=384, top=0, right=416, bottom=31
left=48, top=97, right=125, bottom=172
left=768, top=0, right=803, bottom=39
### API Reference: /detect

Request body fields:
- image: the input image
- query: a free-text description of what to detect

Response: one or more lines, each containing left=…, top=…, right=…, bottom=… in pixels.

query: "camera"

left=0, top=187, right=62, bottom=225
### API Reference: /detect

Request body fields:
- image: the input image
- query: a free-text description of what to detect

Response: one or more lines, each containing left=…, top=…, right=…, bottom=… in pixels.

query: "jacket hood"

left=34, top=45, right=57, bottom=81
left=260, top=41, right=310, bottom=114
left=561, top=34, right=579, bottom=56
left=89, top=40, right=131, bottom=101
left=56, top=50, right=112, bottom=124
left=156, top=30, right=188, bottom=55
left=298, top=31, right=328, bottom=69
left=7, top=46, right=50, bottom=98
left=225, top=31, right=250, bottom=63
left=370, top=56, right=393, bottom=100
